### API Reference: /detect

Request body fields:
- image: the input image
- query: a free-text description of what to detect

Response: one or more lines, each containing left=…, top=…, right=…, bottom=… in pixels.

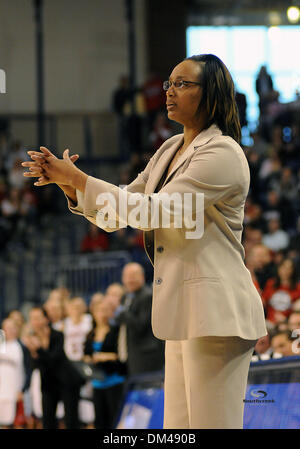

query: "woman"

left=83, top=299, right=126, bottom=429
left=25, top=306, right=81, bottom=429
left=0, top=318, right=31, bottom=428
left=262, top=258, right=300, bottom=325
left=22, top=54, right=267, bottom=428
left=64, top=296, right=92, bottom=361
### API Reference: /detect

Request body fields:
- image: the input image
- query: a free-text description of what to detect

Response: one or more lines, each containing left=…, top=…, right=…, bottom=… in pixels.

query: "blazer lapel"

left=162, top=124, right=223, bottom=187
left=146, top=124, right=223, bottom=193
left=146, top=135, right=183, bottom=193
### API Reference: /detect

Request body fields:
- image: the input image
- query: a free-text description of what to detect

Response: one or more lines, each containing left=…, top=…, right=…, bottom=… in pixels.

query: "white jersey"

left=0, top=340, right=25, bottom=425
left=52, top=320, right=64, bottom=332
left=63, top=314, right=92, bottom=361
left=0, top=340, right=24, bottom=401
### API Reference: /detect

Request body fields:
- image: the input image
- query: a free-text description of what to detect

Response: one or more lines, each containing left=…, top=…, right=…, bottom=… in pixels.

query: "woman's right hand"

left=22, top=147, right=80, bottom=203
left=22, top=147, right=80, bottom=186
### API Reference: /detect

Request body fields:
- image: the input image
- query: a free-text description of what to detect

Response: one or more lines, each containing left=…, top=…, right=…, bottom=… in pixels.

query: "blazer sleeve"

left=66, top=137, right=247, bottom=233
left=65, top=150, right=156, bottom=231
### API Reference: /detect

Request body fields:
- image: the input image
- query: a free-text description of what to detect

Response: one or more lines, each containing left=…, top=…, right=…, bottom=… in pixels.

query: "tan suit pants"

left=163, top=336, right=256, bottom=429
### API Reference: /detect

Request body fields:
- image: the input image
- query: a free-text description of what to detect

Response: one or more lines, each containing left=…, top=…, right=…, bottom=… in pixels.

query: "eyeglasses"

left=163, top=80, right=202, bottom=91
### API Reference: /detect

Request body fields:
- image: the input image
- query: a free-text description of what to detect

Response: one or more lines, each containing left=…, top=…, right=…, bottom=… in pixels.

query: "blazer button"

left=157, top=246, right=164, bottom=253
left=155, top=278, right=162, bottom=285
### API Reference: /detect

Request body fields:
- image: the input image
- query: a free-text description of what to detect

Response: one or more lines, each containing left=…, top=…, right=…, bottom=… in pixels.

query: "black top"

left=19, top=339, right=32, bottom=392
left=84, top=325, right=127, bottom=377
left=30, top=328, right=73, bottom=391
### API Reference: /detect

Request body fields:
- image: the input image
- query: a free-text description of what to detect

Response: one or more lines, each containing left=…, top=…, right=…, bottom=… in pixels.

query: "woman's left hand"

left=22, top=147, right=80, bottom=187
left=92, top=352, right=118, bottom=363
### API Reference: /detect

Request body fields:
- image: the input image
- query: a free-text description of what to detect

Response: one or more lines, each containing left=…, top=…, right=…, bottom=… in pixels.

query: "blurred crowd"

left=0, top=136, right=38, bottom=251
left=0, top=132, right=61, bottom=253
left=0, top=262, right=165, bottom=429
left=0, top=65, right=300, bottom=428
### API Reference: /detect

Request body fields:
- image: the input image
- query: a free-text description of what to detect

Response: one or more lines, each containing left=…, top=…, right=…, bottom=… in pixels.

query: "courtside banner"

left=244, top=356, right=300, bottom=429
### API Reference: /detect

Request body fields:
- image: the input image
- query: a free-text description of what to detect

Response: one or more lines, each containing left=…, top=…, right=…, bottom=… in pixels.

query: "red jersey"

left=262, top=278, right=300, bottom=323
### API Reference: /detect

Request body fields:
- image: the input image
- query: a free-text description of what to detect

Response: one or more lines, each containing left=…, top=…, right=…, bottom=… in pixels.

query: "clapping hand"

left=22, top=147, right=80, bottom=186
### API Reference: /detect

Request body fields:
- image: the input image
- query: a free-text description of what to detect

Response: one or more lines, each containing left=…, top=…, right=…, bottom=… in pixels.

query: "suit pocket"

left=184, top=276, right=220, bottom=285
left=183, top=277, right=229, bottom=335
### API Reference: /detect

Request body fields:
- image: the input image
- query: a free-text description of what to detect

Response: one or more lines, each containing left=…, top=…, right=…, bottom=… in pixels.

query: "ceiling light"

left=287, top=6, right=300, bottom=23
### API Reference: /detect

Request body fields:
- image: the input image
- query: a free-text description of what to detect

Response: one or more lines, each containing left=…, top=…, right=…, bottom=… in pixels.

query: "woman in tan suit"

left=23, top=54, right=267, bottom=429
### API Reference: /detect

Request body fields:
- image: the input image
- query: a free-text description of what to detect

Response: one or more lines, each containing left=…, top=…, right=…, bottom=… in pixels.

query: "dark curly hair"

left=185, top=54, right=241, bottom=144
left=274, top=257, right=299, bottom=290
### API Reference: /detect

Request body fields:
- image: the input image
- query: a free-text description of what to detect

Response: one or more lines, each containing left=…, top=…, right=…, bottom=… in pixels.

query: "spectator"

left=80, top=223, right=110, bottom=253
left=259, top=153, right=282, bottom=193
left=142, top=72, right=165, bottom=131
left=47, top=287, right=70, bottom=308
left=274, top=318, right=289, bottom=332
left=243, top=228, right=264, bottom=263
left=63, top=297, right=93, bottom=427
left=262, top=217, right=290, bottom=252
left=243, top=199, right=266, bottom=232
left=245, top=243, right=276, bottom=292
left=251, top=333, right=274, bottom=361
left=148, top=111, right=172, bottom=153
left=249, top=131, right=269, bottom=158
left=83, top=299, right=126, bottom=429
left=4, top=140, right=27, bottom=172
left=8, top=158, right=27, bottom=190
left=111, top=74, right=133, bottom=157
left=258, top=148, right=281, bottom=183
left=292, top=299, right=300, bottom=312
left=1, top=187, right=21, bottom=221
left=64, top=297, right=92, bottom=362
left=273, top=248, right=287, bottom=267
left=255, top=65, right=274, bottom=116
left=235, top=91, right=247, bottom=128
left=0, top=318, right=31, bottom=428
left=264, top=90, right=287, bottom=136
left=43, top=299, right=65, bottom=331
left=262, top=189, right=294, bottom=231
left=112, top=75, right=131, bottom=117
left=105, top=283, right=125, bottom=312
left=246, top=149, right=263, bottom=202
left=262, top=258, right=300, bottom=325
left=288, top=311, right=300, bottom=332
left=115, top=262, right=165, bottom=376
left=89, top=292, right=104, bottom=315
left=7, top=310, right=26, bottom=338
left=279, top=167, right=297, bottom=203
left=278, top=131, right=300, bottom=169
left=25, top=307, right=81, bottom=429
left=270, top=330, right=295, bottom=358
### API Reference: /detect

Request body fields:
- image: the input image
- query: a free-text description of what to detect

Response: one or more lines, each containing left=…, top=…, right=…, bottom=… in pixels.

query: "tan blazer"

left=67, top=124, right=267, bottom=341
